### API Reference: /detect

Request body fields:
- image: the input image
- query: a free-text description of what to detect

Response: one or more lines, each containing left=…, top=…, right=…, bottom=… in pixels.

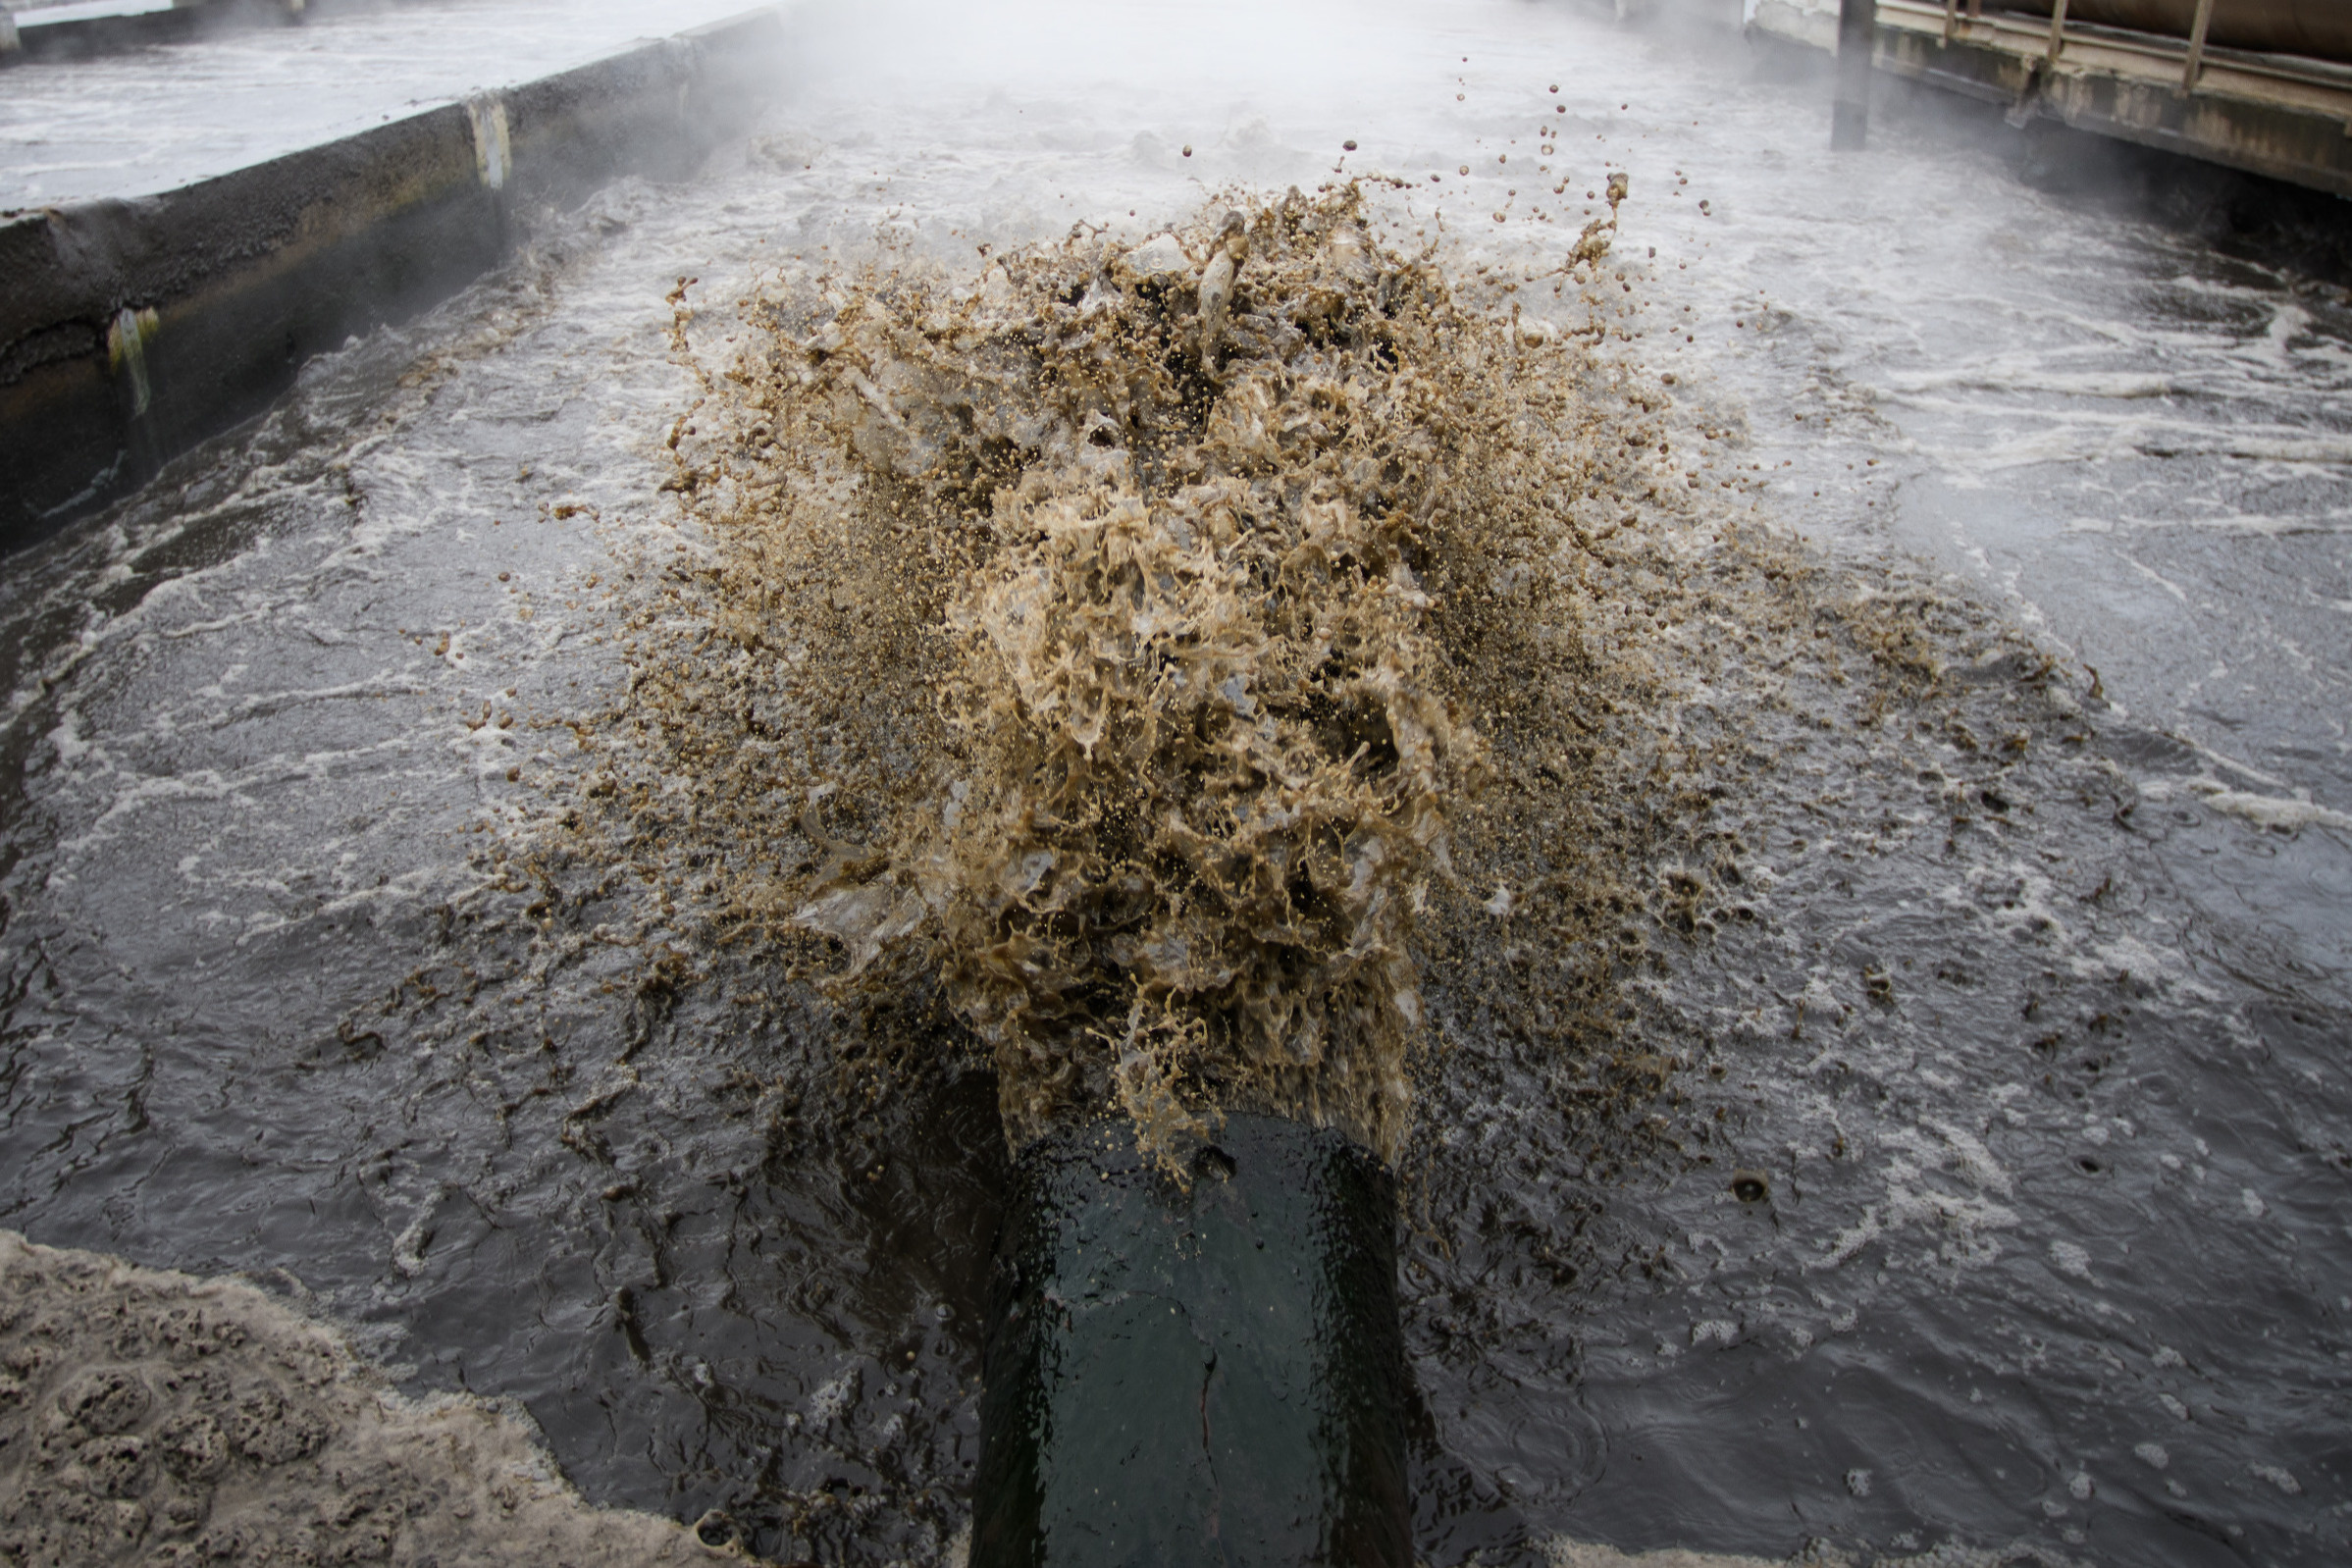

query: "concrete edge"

left=2, top=0, right=425, bottom=68
left=0, top=5, right=788, bottom=554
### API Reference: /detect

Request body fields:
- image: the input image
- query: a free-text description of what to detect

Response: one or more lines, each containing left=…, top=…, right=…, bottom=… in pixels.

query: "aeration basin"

left=974, top=1116, right=1411, bottom=1568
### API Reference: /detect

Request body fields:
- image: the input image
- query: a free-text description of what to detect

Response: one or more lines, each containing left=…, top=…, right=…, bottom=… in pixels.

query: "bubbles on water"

left=2250, top=1464, right=2303, bottom=1496
left=476, top=134, right=2348, bottom=1556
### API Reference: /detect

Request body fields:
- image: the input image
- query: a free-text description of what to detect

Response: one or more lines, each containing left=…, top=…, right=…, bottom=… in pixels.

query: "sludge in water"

left=600, top=186, right=1656, bottom=1163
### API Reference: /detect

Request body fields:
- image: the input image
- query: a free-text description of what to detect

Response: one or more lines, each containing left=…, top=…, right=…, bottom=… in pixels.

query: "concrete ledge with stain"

left=0, top=1228, right=739, bottom=1567
left=1548, top=1543, right=1779, bottom=1568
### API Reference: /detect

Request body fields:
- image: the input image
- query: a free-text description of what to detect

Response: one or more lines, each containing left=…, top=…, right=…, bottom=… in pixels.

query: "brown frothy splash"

left=587, top=185, right=1690, bottom=1163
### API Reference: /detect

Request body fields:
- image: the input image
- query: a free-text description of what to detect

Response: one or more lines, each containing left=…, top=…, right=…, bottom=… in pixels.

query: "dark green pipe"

left=972, top=1114, right=1410, bottom=1568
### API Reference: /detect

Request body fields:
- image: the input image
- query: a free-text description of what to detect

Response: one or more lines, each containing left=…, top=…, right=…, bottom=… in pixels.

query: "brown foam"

left=583, top=184, right=1712, bottom=1164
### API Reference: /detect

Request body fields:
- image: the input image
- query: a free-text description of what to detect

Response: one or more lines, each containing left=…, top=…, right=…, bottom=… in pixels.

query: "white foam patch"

left=2195, top=788, right=2352, bottom=836
left=2050, top=1240, right=2093, bottom=1281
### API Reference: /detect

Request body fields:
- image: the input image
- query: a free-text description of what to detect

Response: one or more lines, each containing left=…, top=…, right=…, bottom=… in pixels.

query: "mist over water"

left=1, top=1, right=2347, bottom=1565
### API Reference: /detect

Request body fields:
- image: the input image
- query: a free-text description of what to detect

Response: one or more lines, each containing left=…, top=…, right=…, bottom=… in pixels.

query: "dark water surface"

left=2, top=2, right=2347, bottom=1564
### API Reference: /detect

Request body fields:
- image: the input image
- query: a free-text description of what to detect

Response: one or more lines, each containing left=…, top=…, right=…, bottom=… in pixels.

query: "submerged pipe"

left=972, top=1114, right=1410, bottom=1568
left=1989, top=0, right=2352, bottom=63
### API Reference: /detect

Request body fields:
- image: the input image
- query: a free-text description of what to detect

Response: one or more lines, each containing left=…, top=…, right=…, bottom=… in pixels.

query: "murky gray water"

left=2, top=1, right=2347, bottom=1564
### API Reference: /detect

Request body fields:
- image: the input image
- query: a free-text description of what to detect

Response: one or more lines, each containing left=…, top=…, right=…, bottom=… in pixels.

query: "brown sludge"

left=0, top=1230, right=739, bottom=1567
left=591, top=184, right=1687, bottom=1164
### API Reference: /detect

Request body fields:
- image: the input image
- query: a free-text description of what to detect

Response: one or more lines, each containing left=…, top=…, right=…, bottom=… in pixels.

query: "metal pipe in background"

left=2044, top=0, right=2072, bottom=64
left=1988, top=0, right=2352, bottom=64
left=972, top=1114, right=1411, bottom=1568
left=1834, top=0, right=1877, bottom=148
left=2181, top=0, right=2217, bottom=88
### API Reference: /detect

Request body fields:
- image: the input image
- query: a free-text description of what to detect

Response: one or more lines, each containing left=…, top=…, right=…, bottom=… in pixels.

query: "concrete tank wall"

left=0, top=7, right=787, bottom=554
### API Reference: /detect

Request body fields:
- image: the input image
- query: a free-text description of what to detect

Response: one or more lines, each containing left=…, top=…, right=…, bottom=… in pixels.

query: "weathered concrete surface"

left=4, top=0, right=415, bottom=68
left=1750, top=0, right=2352, bottom=199
left=0, top=1229, right=748, bottom=1566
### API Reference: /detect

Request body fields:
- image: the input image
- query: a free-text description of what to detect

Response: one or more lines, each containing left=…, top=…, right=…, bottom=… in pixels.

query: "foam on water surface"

left=0, top=1, right=2347, bottom=1564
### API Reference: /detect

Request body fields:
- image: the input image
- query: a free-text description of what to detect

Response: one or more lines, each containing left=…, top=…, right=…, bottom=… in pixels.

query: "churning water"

left=2, top=1, right=2347, bottom=1564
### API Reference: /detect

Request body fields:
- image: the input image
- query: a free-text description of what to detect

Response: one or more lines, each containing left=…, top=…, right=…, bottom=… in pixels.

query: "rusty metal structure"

left=1990, top=2, right=2352, bottom=64
left=1752, top=0, right=2352, bottom=196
